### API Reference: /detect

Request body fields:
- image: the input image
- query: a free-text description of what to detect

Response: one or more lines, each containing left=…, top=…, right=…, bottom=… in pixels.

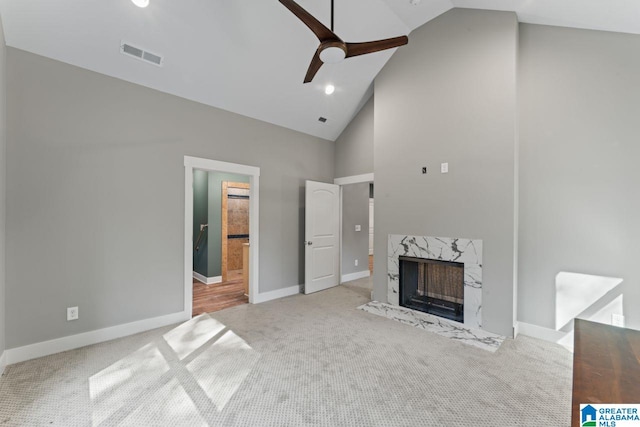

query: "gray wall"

left=341, top=183, right=370, bottom=277
left=373, top=9, right=518, bottom=337
left=192, top=169, right=209, bottom=276
left=0, top=16, right=6, bottom=358
left=335, top=96, right=374, bottom=178
left=518, top=24, right=640, bottom=330
left=207, top=171, right=249, bottom=277
left=5, top=48, right=334, bottom=349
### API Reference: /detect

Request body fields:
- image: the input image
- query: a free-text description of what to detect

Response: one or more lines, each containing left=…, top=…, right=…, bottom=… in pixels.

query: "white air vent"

left=120, top=42, right=163, bottom=66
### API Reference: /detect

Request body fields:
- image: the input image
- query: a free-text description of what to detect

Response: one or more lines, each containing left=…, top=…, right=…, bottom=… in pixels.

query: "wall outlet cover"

left=612, top=313, right=625, bottom=327
left=355, top=259, right=359, bottom=266
left=441, top=163, right=449, bottom=173
left=67, top=306, right=79, bottom=321
left=355, top=225, right=361, bottom=232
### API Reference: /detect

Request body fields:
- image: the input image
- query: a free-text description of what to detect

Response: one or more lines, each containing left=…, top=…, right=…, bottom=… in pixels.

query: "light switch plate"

left=355, top=225, right=361, bottom=232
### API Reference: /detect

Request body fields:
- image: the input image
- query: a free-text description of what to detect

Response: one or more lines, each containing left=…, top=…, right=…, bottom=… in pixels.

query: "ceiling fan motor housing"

left=319, top=41, right=347, bottom=63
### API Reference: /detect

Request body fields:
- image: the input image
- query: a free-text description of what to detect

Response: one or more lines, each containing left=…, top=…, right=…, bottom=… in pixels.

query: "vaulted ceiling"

left=1, top=0, right=638, bottom=141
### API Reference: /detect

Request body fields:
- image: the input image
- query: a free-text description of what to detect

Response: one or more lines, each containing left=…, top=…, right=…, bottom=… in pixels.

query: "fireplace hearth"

left=388, top=235, right=483, bottom=328
left=399, top=256, right=464, bottom=322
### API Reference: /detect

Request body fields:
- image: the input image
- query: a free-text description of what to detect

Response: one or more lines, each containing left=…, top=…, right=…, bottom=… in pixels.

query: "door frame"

left=333, top=173, right=374, bottom=284
left=184, top=156, right=260, bottom=317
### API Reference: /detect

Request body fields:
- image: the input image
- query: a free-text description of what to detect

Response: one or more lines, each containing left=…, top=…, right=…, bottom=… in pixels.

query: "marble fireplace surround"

left=388, top=235, right=483, bottom=329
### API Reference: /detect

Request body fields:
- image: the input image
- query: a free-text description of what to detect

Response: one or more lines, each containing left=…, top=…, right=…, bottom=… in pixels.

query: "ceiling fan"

left=279, top=0, right=409, bottom=83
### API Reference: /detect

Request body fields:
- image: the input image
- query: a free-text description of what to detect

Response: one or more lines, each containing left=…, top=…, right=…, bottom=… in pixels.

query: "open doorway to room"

left=368, top=183, right=374, bottom=276
left=335, top=173, right=374, bottom=298
left=184, top=157, right=260, bottom=318
left=192, top=172, right=251, bottom=316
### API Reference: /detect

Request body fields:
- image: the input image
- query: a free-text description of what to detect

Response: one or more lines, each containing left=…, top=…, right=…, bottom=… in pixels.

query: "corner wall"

left=335, top=96, right=374, bottom=178
left=518, top=24, right=640, bottom=331
left=373, top=9, right=518, bottom=337
left=0, top=15, right=6, bottom=365
left=5, top=48, right=334, bottom=350
left=192, top=169, right=209, bottom=276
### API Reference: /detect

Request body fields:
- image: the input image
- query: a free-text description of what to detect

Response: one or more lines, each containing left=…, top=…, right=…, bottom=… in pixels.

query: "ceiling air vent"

left=318, top=117, right=327, bottom=123
left=120, top=42, right=163, bottom=66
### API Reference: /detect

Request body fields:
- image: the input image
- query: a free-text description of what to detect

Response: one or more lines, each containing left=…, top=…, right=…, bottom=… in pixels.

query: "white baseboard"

left=192, top=272, right=222, bottom=285
left=517, top=321, right=573, bottom=351
left=5, top=311, right=190, bottom=366
left=253, top=285, right=300, bottom=304
left=0, top=350, right=6, bottom=374
left=341, top=270, right=370, bottom=283
left=517, top=322, right=565, bottom=342
left=513, top=322, right=520, bottom=338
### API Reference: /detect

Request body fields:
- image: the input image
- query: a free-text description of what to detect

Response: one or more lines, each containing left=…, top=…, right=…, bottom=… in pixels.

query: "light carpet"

left=0, top=278, right=572, bottom=426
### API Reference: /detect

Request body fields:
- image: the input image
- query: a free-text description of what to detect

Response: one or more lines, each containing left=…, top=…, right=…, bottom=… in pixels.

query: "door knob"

left=305, top=241, right=313, bottom=246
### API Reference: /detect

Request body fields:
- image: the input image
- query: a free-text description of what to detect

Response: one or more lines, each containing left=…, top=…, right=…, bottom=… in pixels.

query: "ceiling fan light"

left=325, top=84, right=335, bottom=95
left=131, top=0, right=149, bottom=8
left=319, top=46, right=346, bottom=64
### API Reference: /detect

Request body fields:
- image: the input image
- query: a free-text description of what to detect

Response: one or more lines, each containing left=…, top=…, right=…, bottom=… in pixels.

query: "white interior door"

left=305, top=180, right=340, bottom=294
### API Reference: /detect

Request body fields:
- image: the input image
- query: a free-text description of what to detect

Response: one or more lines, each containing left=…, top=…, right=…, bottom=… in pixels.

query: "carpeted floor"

left=0, top=278, right=573, bottom=426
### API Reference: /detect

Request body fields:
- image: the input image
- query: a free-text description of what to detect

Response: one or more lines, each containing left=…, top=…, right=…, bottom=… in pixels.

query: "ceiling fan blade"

left=345, top=35, right=408, bottom=58
left=279, top=0, right=338, bottom=42
left=304, top=49, right=324, bottom=83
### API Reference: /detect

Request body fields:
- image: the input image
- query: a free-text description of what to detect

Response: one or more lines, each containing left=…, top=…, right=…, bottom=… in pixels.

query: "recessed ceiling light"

left=325, top=84, right=335, bottom=95
left=131, top=0, right=149, bottom=8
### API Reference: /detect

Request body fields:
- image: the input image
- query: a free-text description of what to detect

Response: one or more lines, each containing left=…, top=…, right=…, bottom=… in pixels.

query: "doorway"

left=334, top=173, right=374, bottom=285
left=368, top=183, right=374, bottom=275
left=191, top=173, right=251, bottom=315
left=184, top=156, right=260, bottom=318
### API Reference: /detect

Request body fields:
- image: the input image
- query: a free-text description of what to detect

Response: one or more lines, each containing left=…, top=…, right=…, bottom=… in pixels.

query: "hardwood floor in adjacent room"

left=192, top=269, right=247, bottom=316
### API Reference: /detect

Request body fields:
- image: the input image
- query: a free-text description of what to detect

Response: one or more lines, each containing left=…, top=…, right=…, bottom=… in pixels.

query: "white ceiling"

left=1, top=0, right=639, bottom=141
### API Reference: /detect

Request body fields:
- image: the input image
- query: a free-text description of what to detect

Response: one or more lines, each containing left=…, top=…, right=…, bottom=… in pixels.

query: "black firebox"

left=399, top=256, right=464, bottom=323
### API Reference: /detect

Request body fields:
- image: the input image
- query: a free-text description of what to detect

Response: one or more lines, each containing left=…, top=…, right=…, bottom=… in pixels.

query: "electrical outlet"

left=441, top=162, right=449, bottom=173
left=355, top=225, right=361, bottom=232
left=612, top=313, right=625, bottom=327
left=67, top=306, right=79, bottom=321
left=355, top=259, right=358, bottom=267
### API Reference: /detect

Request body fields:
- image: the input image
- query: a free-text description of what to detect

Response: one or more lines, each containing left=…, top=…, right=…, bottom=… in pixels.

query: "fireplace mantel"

left=388, top=235, right=483, bottom=329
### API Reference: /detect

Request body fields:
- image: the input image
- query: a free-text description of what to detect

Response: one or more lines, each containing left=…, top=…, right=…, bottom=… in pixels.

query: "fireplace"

left=388, top=235, right=483, bottom=328
left=399, top=256, right=464, bottom=323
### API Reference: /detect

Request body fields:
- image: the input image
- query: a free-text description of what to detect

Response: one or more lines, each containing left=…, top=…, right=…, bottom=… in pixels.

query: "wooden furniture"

left=221, top=181, right=250, bottom=281
left=242, top=243, right=250, bottom=296
left=571, top=318, right=640, bottom=426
